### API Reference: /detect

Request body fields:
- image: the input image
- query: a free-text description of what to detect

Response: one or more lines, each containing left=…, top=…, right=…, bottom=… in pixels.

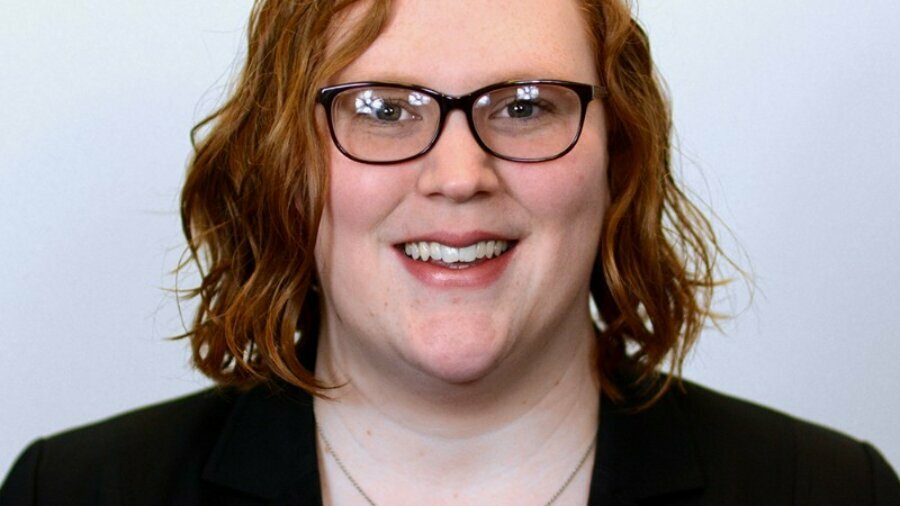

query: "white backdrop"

left=2, top=0, right=898, bottom=478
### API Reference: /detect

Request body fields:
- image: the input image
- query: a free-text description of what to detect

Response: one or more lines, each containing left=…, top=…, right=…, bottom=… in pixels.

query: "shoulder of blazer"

left=653, top=380, right=899, bottom=504
left=0, top=388, right=238, bottom=506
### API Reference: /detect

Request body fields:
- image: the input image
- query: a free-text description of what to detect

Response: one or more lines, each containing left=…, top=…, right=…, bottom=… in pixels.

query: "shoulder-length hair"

left=179, top=0, right=725, bottom=405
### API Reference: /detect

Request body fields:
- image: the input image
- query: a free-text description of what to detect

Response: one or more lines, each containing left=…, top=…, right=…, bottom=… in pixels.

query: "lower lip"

left=396, top=245, right=516, bottom=288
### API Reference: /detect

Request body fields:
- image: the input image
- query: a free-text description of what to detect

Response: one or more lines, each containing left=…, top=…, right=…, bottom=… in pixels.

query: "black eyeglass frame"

left=316, top=79, right=608, bottom=165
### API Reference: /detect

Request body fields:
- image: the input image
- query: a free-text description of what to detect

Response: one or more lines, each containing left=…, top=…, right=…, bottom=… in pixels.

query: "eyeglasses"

left=317, top=80, right=606, bottom=164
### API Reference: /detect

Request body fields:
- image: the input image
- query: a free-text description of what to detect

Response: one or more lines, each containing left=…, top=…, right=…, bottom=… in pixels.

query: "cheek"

left=328, top=168, right=374, bottom=232
left=324, top=156, right=405, bottom=238
left=316, top=158, right=409, bottom=319
left=514, top=148, right=609, bottom=231
left=316, top=157, right=397, bottom=283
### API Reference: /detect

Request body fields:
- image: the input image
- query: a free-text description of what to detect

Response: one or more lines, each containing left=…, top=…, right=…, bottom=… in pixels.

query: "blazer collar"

left=590, top=381, right=706, bottom=504
left=202, top=384, right=322, bottom=504
left=202, top=379, right=706, bottom=505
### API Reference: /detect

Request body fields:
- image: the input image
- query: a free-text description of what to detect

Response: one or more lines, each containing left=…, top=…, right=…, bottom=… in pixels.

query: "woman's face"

left=315, top=0, right=609, bottom=384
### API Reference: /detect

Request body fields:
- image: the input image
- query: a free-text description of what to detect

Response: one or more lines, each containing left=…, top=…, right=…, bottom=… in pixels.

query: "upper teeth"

left=403, top=240, right=510, bottom=263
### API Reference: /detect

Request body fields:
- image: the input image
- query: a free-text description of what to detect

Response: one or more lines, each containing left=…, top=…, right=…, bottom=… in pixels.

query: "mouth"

left=399, top=239, right=514, bottom=269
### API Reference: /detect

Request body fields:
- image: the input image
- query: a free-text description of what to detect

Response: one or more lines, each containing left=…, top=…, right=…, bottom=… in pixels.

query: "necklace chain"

left=317, top=425, right=597, bottom=506
left=317, top=425, right=378, bottom=506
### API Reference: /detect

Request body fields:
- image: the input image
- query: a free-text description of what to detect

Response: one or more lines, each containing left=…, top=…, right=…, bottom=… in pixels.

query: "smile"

left=402, top=240, right=511, bottom=264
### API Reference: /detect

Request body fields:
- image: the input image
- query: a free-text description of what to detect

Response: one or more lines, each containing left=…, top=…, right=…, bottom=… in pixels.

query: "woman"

left=2, top=0, right=898, bottom=504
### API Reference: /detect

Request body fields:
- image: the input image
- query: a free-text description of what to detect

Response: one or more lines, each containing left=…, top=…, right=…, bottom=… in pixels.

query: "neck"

left=313, top=317, right=600, bottom=502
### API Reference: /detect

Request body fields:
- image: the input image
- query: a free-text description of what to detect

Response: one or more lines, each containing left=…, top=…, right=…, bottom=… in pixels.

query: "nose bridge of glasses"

left=438, top=93, right=478, bottom=123
left=433, top=92, right=488, bottom=148
left=439, top=92, right=474, bottom=110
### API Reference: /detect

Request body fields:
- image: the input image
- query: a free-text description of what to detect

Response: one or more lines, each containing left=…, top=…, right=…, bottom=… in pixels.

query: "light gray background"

left=2, top=0, right=898, bottom=478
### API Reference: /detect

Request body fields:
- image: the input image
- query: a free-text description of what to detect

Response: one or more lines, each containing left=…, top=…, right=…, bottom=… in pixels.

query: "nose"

left=415, top=111, right=500, bottom=202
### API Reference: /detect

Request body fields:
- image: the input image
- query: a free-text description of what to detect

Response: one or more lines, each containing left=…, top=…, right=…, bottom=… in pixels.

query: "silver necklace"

left=317, top=425, right=598, bottom=506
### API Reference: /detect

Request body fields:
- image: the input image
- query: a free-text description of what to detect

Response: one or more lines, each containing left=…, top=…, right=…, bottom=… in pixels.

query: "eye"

left=488, top=85, right=555, bottom=121
left=504, top=100, right=536, bottom=119
left=490, top=98, right=556, bottom=121
left=374, top=102, right=406, bottom=121
left=353, top=90, right=419, bottom=123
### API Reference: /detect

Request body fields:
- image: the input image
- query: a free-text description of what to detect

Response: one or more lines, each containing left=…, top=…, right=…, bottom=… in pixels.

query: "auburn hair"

left=179, top=0, right=726, bottom=405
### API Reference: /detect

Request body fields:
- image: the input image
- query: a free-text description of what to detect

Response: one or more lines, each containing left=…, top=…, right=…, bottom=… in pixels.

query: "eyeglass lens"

left=329, top=83, right=584, bottom=163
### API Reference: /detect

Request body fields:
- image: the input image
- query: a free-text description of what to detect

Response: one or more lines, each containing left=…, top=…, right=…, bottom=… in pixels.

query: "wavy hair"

left=178, top=0, right=727, bottom=405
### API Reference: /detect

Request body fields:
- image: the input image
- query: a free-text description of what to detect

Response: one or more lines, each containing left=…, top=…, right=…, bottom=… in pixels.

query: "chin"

left=411, top=352, right=500, bottom=385
left=400, top=317, right=509, bottom=385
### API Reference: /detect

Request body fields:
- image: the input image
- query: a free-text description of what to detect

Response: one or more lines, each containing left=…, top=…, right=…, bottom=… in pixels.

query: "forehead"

left=333, top=0, right=597, bottom=92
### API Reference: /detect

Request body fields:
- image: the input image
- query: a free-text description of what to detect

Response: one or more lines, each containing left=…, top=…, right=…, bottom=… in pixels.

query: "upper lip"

left=395, top=231, right=518, bottom=248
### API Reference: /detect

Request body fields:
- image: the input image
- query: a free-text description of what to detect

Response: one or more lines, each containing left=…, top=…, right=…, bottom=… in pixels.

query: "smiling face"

left=315, top=0, right=609, bottom=386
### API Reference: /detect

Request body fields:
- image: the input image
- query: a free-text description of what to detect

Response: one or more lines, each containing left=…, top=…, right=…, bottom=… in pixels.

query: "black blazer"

left=2, top=379, right=898, bottom=505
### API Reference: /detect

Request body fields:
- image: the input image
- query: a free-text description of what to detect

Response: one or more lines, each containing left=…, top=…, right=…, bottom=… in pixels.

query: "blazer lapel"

left=201, top=385, right=323, bottom=505
left=589, top=381, right=706, bottom=505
